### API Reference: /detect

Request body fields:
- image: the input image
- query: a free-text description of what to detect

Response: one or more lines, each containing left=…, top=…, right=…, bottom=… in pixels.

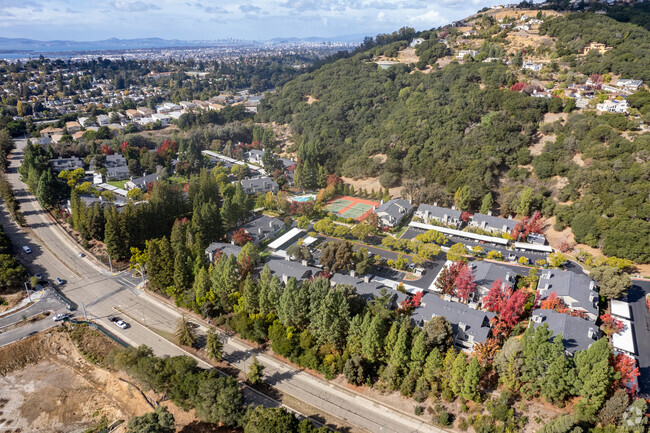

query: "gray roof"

left=279, top=157, right=296, bottom=168
left=538, top=270, right=598, bottom=318
left=205, top=242, right=242, bottom=262
left=375, top=199, right=413, bottom=218
left=48, top=156, right=84, bottom=171
left=242, top=215, right=284, bottom=244
left=240, top=176, right=278, bottom=193
left=471, top=213, right=518, bottom=232
left=127, top=173, right=159, bottom=190
left=471, top=261, right=520, bottom=290
left=411, top=292, right=495, bottom=344
left=531, top=309, right=599, bottom=354
left=330, top=273, right=407, bottom=308
left=265, top=256, right=319, bottom=280
left=415, top=204, right=462, bottom=220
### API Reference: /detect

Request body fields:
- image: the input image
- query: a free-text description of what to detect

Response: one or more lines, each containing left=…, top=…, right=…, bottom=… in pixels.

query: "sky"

left=0, top=0, right=504, bottom=41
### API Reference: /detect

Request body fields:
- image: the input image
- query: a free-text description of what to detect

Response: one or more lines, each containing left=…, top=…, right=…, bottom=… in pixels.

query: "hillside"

left=257, top=10, right=650, bottom=263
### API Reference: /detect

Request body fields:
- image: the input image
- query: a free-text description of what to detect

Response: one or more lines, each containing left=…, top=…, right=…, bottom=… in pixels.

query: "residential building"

left=65, top=121, right=82, bottom=133
left=265, top=256, right=319, bottom=283
left=470, top=261, right=520, bottom=302
left=125, top=109, right=143, bottom=119
left=330, top=273, right=408, bottom=308
left=125, top=173, right=159, bottom=191
left=456, top=50, right=479, bottom=58
left=246, top=149, right=265, bottom=165
left=537, top=270, right=599, bottom=320
left=469, top=212, right=518, bottom=234
left=410, top=38, right=425, bottom=47
left=49, top=156, right=84, bottom=172
left=240, top=215, right=284, bottom=246
left=413, top=203, right=462, bottom=227
left=582, top=42, right=612, bottom=56
left=240, top=176, right=279, bottom=194
left=522, top=62, right=543, bottom=72
left=531, top=309, right=599, bottom=355
left=374, top=199, right=414, bottom=228
left=151, top=113, right=172, bottom=126
left=205, top=242, right=242, bottom=263
left=616, top=79, right=643, bottom=91
left=96, top=114, right=110, bottom=126
left=411, top=292, right=495, bottom=350
left=596, top=99, right=629, bottom=114
left=40, top=126, right=63, bottom=138
left=137, top=106, right=155, bottom=116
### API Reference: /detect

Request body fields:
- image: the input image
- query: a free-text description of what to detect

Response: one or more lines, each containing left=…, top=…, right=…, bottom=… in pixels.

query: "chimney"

left=302, top=260, right=308, bottom=266
left=451, top=205, right=456, bottom=210
left=487, top=210, right=492, bottom=216
left=433, top=202, right=438, bottom=207
left=230, top=240, right=235, bottom=245
left=443, top=294, right=451, bottom=302
left=282, top=274, right=288, bottom=284
left=258, top=227, right=263, bottom=234
left=459, top=322, right=467, bottom=331
left=589, top=292, right=596, bottom=303
left=507, top=215, right=513, bottom=220
left=533, top=314, right=542, bottom=323
left=589, top=281, right=596, bottom=291
left=284, top=255, right=290, bottom=261
left=380, top=199, right=384, bottom=205
left=588, top=328, right=596, bottom=339
left=544, top=283, right=549, bottom=291
left=350, top=270, right=356, bottom=277
left=363, top=275, right=370, bottom=283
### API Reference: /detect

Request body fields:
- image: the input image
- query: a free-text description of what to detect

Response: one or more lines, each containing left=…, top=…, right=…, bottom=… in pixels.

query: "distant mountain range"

left=0, top=34, right=364, bottom=54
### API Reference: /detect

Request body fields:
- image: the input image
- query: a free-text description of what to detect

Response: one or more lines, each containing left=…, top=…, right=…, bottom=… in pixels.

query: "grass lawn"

left=106, top=180, right=126, bottom=189
left=168, top=175, right=189, bottom=184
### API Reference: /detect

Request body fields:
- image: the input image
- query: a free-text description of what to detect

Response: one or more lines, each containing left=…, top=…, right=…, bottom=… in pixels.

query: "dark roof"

left=538, top=270, right=598, bottom=318
left=265, top=256, right=319, bottom=280
left=411, top=292, right=494, bottom=344
left=205, top=242, right=242, bottom=262
left=242, top=215, right=283, bottom=243
left=330, top=273, right=407, bottom=308
left=470, top=261, right=520, bottom=290
left=531, top=309, right=599, bottom=354
left=471, top=213, right=518, bottom=232
left=375, top=199, right=414, bottom=221
left=415, top=204, right=462, bottom=220
left=128, top=173, right=159, bottom=189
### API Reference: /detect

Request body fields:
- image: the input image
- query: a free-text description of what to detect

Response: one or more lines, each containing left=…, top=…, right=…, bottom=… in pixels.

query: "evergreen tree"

left=36, top=169, right=57, bottom=208
left=480, top=192, right=493, bottom=215
left=540, top=337, right=575, bottom=404
left=423, top=347, right=444, bottom=385
left=209, top=255, right=238, bottom=313
left=206, top=327, right=224, bottom=362
left=192, top=266, right=211, bottom=308
left=174, top=253, right=194, bottom=292
left=175, top=315, right=197, bottom=347
left=105, top=207, right=128, bottom=260
left=574, top=338, right=615, bottom=411
left=449, top=352, right=467, bottom=397
left=361, top=314, right=387, bottom=363
left=382, top=320, right=401, bottom=363
left=309, top=289, right=351, bottom=349
left=242, top=275, right=259, bottom=313
left=278, top=278, right=310, bottom=329
left=461, top=357, right=481, bottom=402
left=409, top=330, right=428, bottom=368
left=220, top=196, right=237, bottom=230
left=346, top=314, right=366, bottom=356
left=248, top=356, right=265, bottom=385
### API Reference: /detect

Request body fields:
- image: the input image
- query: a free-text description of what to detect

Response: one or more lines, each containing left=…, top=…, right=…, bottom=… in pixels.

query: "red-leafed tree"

left=100, top=144, right=114, bottom=155
left=237, top=251, right=255, bottom=278
left=510, top=82, right=525, bottom=92
left=483, top=278, right=528, bottom=327
left=611, top=353, right=640, bottom=395
left=460, top=211, right=472, bottom=224
left=326, top=174, right=342, bottom=186
left=120, top=141, right=129, bottom=152
left=454, top=263, right=476, bottom=303
left=232, top=228, right=252, bottom=246
left=434, top=263, right=456, bottom=295
left=157, top=139, right=178, bottom=160
left=589, top=74, right=603, bottom=85
left=400, top=291, right=424, bottom=312
left=511, top=211, right=543, bottom=241
left=600, top=313, right=625, bottom=335
left=539, top=292, right=568, bottom=313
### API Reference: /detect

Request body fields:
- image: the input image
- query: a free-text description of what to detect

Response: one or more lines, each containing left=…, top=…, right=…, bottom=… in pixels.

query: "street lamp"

left=107, top=252, right=113, bottom=273
left=24, top=282, right=31, bottom=302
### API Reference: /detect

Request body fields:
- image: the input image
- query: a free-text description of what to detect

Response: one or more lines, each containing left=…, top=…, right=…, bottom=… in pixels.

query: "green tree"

left=309, top=289, right=351, bottom=349
left=127, top=406, right=175, bottom=433
left=242, top=406, right=298, bottom=433
left=454, top=186, right=471, bottom=211
left=574, top=338, right=615, bottom=411
left=206, top=327, right=224, bottom=362
left=449, top=352, right=467, bottom=397
left=590, top=266, right=632, bottom=299
left=36, top=169, right=57, bottom=208
left=248, top=356, right=265, bottom=384
left=461, top=357, right=482, bottom=402
left=193, top=374, right=243, bottom=426
left=175, top=315, right=197, bottom=347
left=480, top=192, right=494, bottom=215
left=517, top=187, right=534, bottom=216
left=361, top=314, right=387, bottom=363
left=446, top=243, right=468, bottom=262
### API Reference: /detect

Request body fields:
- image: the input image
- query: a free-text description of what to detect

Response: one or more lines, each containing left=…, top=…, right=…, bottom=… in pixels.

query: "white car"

left=22, top=246, right=32, bottom=254
left=53, top=313, right=68, bottom=321
left=114, top=319, right=128, bottom=329
left=77, top=252, right=85, bottom=258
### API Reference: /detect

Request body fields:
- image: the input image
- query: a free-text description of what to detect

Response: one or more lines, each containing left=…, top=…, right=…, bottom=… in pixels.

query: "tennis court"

left=325, top=196, right=379, bottom=221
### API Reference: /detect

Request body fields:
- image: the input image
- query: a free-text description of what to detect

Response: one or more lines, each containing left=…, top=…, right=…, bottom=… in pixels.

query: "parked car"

left=114, top=319, right=128, bottom=329
left=77, top=252, right=85, bottom=258
left=53, top=313, right=69, bottom=321
left=22, top=246, right=32, bottom=254
left=55, top=278, right=65, bottom=285
left=507, top=254, right=516, bottom=262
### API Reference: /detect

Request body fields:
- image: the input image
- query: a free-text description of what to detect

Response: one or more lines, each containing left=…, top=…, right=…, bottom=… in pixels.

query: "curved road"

left=2, top=138, right=446, bottom=433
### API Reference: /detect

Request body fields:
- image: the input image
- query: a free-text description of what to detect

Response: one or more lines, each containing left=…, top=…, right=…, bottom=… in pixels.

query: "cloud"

left=205, top=5, right=227, bottom=13
left=239, top=4, right=261, bottom=13
left=111, top=1, right=160, bottom=12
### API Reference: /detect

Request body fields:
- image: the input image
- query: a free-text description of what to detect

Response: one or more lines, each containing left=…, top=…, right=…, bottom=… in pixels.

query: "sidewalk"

left=0, top=289, right=44, bottom=318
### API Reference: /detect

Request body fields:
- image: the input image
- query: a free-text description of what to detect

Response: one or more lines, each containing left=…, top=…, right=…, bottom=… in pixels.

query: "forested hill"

left=258, top=59, right=544, bottom=198
left=257, top=11, right=650, bottom=263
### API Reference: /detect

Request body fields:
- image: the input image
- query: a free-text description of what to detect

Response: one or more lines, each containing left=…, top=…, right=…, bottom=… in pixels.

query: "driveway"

left=628, top=279, right=650, bottom=397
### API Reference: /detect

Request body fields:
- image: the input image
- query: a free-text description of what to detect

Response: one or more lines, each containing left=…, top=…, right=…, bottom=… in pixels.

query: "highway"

left=1, top=138, right=446, bottom=433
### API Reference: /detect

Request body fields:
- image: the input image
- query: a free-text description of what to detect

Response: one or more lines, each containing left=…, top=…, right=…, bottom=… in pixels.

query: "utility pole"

left=81, top=300, right=87, bottom=321
left=107, top=253, right=113, bottom=273
left=24, top=282, right=31, bottom=302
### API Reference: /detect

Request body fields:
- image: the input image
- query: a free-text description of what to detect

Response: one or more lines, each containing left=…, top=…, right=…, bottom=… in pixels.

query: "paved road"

left=628, top=279, right=650, bottom=397
left=0, top=289, right=67, bottom=329
left=1, top=139, right=446, bottom=433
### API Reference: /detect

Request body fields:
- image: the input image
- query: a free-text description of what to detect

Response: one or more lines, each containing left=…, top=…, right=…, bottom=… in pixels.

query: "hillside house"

left=125, top=173, right=159, bottom=191
left=414, top=203, right=462, bottom=228
left=374, top=199, right=414, bottom=228
left=240, top=215, right=284, bottom=246
left=522, top=62, right=542, bottom=72
left=49, top=156, right=84, bottom=172
left=531, top=309, right=599, bottom=355
left=240, top=176, right=278, bottom=194
left=330, top=273, right=408, bottom=308
left=469, top=212, right=517, bottom=234
left=205, top=242, right=242, bottom=263
left=537, top=270, right=599, bottom=321
left=470, top=261, right=520, bottom=303
left=616, top=79, right=643, bottom=92
left=265, top=256, right=319, bottom=283
left=596, top=99, right=628, bottom=114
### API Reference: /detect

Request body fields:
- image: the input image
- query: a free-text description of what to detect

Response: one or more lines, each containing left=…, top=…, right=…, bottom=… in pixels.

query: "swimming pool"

left=291, top=194, right=316, bottom=202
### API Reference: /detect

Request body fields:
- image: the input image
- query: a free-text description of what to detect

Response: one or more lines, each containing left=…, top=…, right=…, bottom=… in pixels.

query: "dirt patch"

left=572, top=153, right=588, bottom=167
left=530, top=133, right=555, bottom=156
left=0, top=292, right=27, bottom=314
left=0, top=330, right=152, bottom=432
left=305, top=95, right=318, bottom=105
left=0, top=311, right=50, bottom=332
left=341, top=176, right=403, bottom=198
left=397, top=47, right=419, bottom=64
left=543, top=112, right=568, bottom=124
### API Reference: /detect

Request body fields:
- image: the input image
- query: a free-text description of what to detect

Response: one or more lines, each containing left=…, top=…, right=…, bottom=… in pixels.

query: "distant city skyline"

left=0, top=0, right=505, bottom=41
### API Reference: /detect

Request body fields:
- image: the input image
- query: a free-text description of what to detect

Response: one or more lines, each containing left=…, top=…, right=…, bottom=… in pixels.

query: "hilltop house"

left=411, top=292, right=494, bottom=350
left=469, top=212, right=517, bottom=234
left=616, top=79, right=643, bottom=92
left=596, top=99, right=629, bottom=114
left=537, top=270, right=599, bottom=321
left=374, top=199, right=414, bottom=228
left=531, top=309, right=599, bottom=355
left=413, top=203, right=462, bottom=228
left=522, top=62, right=542, bottom=72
